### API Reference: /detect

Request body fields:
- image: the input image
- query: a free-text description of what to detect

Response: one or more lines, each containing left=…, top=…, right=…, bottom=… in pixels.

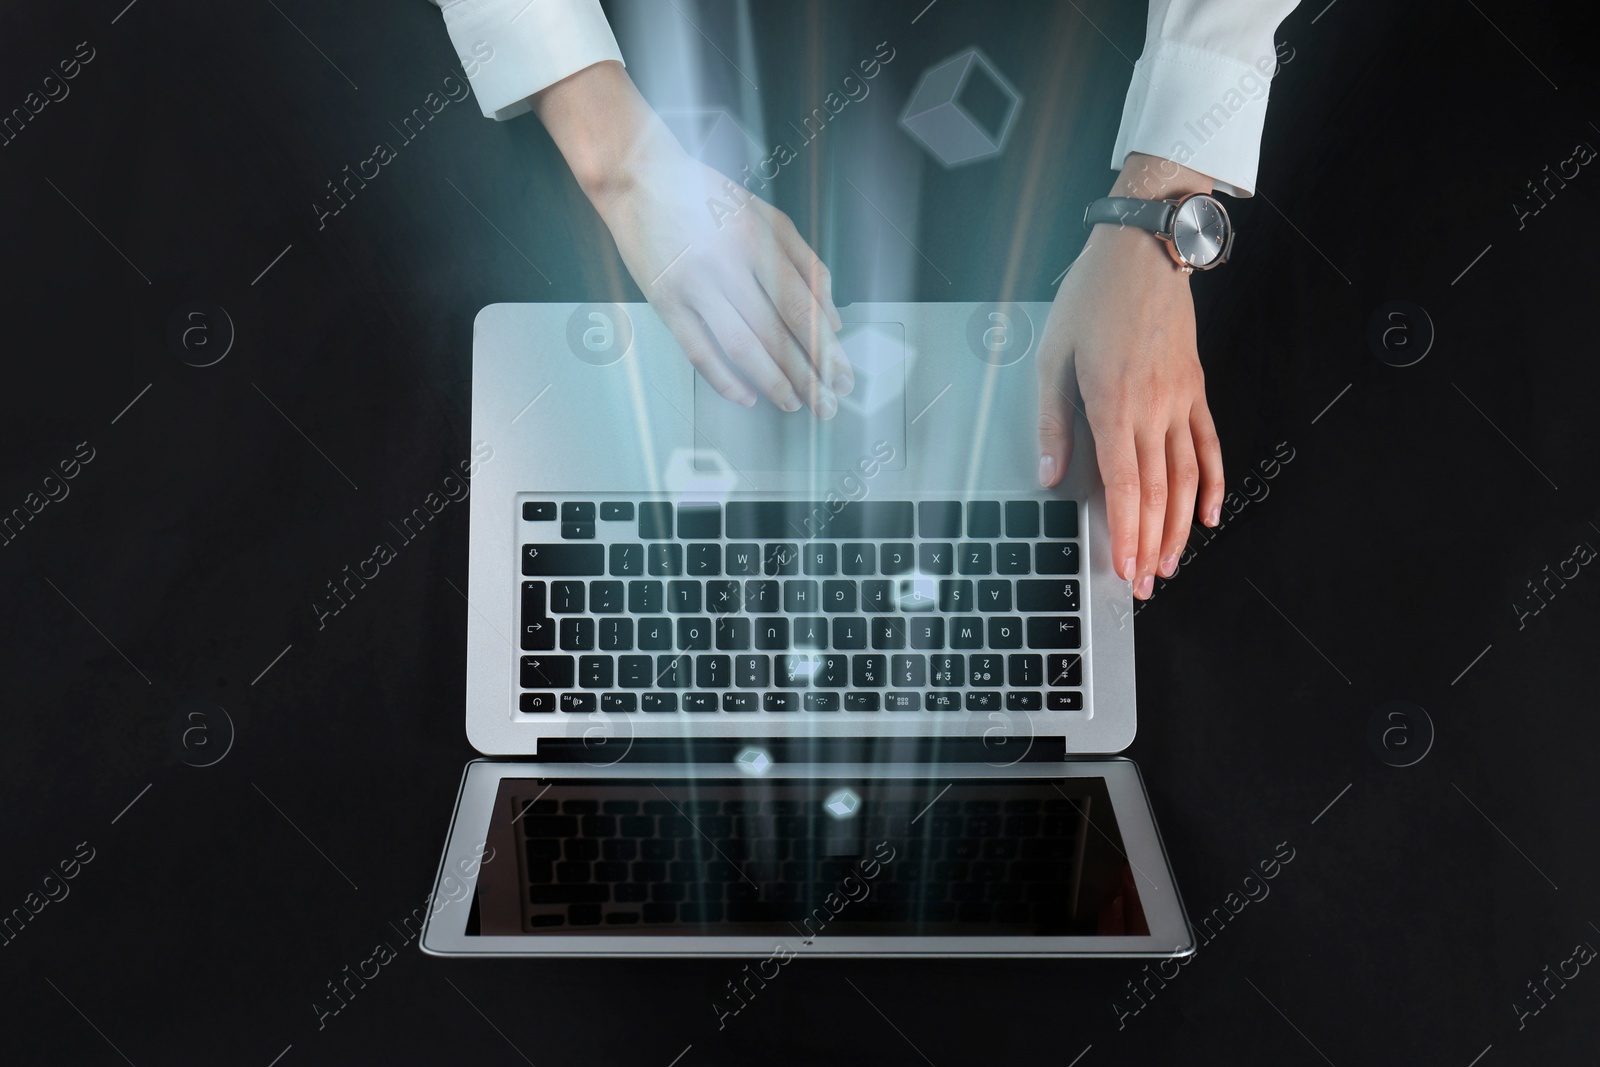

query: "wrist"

left=531, top=61, right=676, bottom=207
left=1109, top=151, right=1214, bottom=201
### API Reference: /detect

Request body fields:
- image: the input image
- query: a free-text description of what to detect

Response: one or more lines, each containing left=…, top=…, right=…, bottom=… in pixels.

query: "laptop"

left=420, top=301, right=1194, bottom=957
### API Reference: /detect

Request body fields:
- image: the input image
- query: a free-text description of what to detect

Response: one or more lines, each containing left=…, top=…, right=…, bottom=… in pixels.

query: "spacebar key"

left=528, top=884, right=610, bottom=904
left=523, top=543, right=604, bottom=575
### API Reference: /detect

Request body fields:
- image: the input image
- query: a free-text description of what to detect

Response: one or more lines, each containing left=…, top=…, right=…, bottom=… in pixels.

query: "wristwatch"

left=1082, top=193, right=1233, bottom=273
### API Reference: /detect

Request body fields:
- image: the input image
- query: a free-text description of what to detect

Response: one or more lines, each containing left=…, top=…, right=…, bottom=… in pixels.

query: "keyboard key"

left=1006, top=691, right=1043, bottom=711
left=521, top=582, right=552, bottom=650
left=967, top=501, right=1002, bottom=537
left=561, top=692, right=598, bottom=712
left=1035, top=542, right=1080, bottom=575
left=655, top=655, right=691, bottom=687
left=676, top=618, right=711, bottom=650
left=978, top=580, right=1012, bottom=612
left=1005, top=500, right=1040, bottom=538
left=919, top=501, right=963, bottom=538
left=609, top=543, right=643, bottom=576
left=599, top=618, right=633, bottom=650
left=695, top=655, right=730, bottom=688
left=521, top=655, right=575, bottom=688
left=861, top=580, right=895, bottom=612
left=668, top=581, right=701, bottom=613
left=918, top=542, right=954, bottom=575
left=754, top=618, right=789, bottom=649
left=1047, top=654, right=1083, bottom=687
left=735, top=655, right=770, bottom=688
left=638, top=618, right=672, bottom=650
left=722, top=692, right=759, bottom=711
left=958, top=543, right=992, bottom=574
left=715, top=617, right=750, bottom=650
left=821, top=580, right=857, bottom=612
left=726, top=501, right=914, bottom=539
left=882, top=691, right=920, bottom=711
left=926, top=691, right=961, bottom=710
left=949, top=617, right=984, bottom=648
left=639, top=502, right=673, bottom=539
left=764, top=543, right=799, bottom=575
left=968, top=654, right=1003, bottom=684
left=871, top=617, right=906, bottom=649
left=1018, top=579, right=1079, bottom=612
left=703, top=580, right=738, bottom=614
left=845, top=693, right=881, bottom=711
left=520, top=692, right=555, bottom=712
left=852, top=654, right=887, bottom=687
left=938, top=580, right=974, bottom=612
left=764, top=692, right=800, bottom=711
left=1047, top=691, right=1084, bottom=711
left=881, top=543, right=914, bottom=574
left=892, top=654, right=926, bottom=686
left=686, top=544, right=721, bottom=575
left=803, top=543, right=837, bottom=575
left=744, top=580, right=779, bottom=614
left=601, top=501, right=633, bottom=521
left=628, top=581, right=663, bottom=613
left=1043, top=500, right=1078, bottom=538
left=602, top=693, right=637, bottom=711
left=996, top=543, right=1030, bottom=574
left=793, top=617, right=827, bottom=649
left=647, top=544, right=683, bottom=576
left=1027, top=617, right=1082, bottom=649
left=562, top=502, right=595, bottom=524
left=1008, top=654, right=1043, bottom=686
left=898, top=578, right=937, bottom=611
left=678, top=504, right=721, bottom=539
left=804, top=692, right=841, bottom=712
left=832, top=617, right=867, bottom=649
left=550, top=581, right=585, bottom=613
left=523, top=501, right=557, bottom=521
left=560, top=618, right=595, bottom=650
left=589, top=581, right=624, bottom=613
left=930, top=654, right=964, bottom=686
left=724, top=543, right=761, bottom=575
left=561, top=522, right=595, bottom=540
left=965, top=691, right=1001, bottom=711
left=988, top=617, right=1024, bottom=648
left=783, top=580, right=819, bottom=612
left=684, top=692, right=719, bottom=712
left=523, top=544, right=603, bottom=576
left=642, top=693, right=679, bottom=712
left=841, top=544, right=876, bottom=574
left=909, top=617, right=944, bottom=649
left=618, top=656, right=652, bottom=688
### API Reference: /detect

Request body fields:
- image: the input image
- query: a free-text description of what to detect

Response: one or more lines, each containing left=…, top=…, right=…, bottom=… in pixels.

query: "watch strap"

left=1082, top=196, right=1175, bottom=235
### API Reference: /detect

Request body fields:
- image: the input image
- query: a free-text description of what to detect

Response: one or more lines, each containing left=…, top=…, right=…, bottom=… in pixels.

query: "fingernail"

left=738, top=391, right=757, bottom=408
left=1121, top=556, right=1137, bottom=582
left=832, top=369, right=855, bottom=396
left=1135, top=574, right=1154, bottom=599
left=1159, top=554, right=1178, bottom=577
left=815, top=391, right=837, bottom=419
left=780, top=393, right=802, bottom=412
left=1038, top=454, right=1056, bottom=487
left=1206, top=504, right=1221, bottom=526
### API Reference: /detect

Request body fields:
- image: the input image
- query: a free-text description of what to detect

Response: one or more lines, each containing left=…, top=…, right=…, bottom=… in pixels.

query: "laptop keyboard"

left=517, top=498, right=1084, bottom=714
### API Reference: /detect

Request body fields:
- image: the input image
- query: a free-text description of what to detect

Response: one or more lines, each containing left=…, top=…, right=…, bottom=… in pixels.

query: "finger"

left=1159, top=423, right=1199, bottom=577
left=1087, top=416, right=1141, bottom=586
left=692, top=294, right=802, bottom=412
left=1036, top=355, right=1075, bottom=489
left=1132, top=429, right=1168, bottom=600
left=761, top=200, right=843, bottom=332
left=724, top=271, right=837, bottom=418
left=658, top=304, right=756, bottom=407
left=1190, top=399, right=1225, bottom=527
left=752, top=252, right=852, bottom=397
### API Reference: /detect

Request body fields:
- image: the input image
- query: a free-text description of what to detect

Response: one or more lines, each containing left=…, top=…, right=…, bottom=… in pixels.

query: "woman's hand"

left=534, top=62, right=850, bottom=417
left=1036, top=153, right=1226, bottom=599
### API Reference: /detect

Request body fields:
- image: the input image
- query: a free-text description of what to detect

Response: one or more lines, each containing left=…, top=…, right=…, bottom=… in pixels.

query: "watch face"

left=1171, top=195, right=1229, bottom=268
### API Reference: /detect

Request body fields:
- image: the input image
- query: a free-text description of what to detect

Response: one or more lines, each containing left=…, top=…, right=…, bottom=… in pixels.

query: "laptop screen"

left=462, top=776, right=1146, bottom=940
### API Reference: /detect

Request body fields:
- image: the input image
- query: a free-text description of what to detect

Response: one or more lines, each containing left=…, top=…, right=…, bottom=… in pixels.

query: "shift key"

left=523, top=543, right=604, bottom=575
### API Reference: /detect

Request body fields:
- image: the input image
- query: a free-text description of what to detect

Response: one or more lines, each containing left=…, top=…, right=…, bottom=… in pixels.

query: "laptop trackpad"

left=694, top=322, right=907, bottom=472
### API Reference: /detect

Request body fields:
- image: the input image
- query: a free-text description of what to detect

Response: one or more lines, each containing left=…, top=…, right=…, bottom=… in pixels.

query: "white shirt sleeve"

left=429, top=0, right=624, bottom=121
left=1111, top=0, right=1301, bottom=197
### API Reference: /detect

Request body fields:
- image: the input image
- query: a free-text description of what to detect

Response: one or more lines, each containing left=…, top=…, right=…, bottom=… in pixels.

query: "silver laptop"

left=421, top=301, right=1193, bottom=957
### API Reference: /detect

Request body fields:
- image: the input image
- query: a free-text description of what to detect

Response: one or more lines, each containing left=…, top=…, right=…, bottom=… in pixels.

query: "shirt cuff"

left=436, top=0, right=624, bottom=121
left=1110, top=40, right=1279, bottom=198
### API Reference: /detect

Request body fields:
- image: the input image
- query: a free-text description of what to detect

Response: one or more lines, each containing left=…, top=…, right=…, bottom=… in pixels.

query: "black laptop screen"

left=465, top=777, right=1147, bottom=939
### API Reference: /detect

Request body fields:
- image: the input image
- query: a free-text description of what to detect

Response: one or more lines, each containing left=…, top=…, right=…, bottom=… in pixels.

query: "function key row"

left=523, top=541, right=1078, bottom=577
left=522, top=500, right=1079, bottom=541
left=519, top=689, right=1084, bottom=713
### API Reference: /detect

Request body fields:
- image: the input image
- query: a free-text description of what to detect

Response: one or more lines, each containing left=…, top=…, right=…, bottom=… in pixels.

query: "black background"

left=2, top=0, right=1598, bottom=1063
